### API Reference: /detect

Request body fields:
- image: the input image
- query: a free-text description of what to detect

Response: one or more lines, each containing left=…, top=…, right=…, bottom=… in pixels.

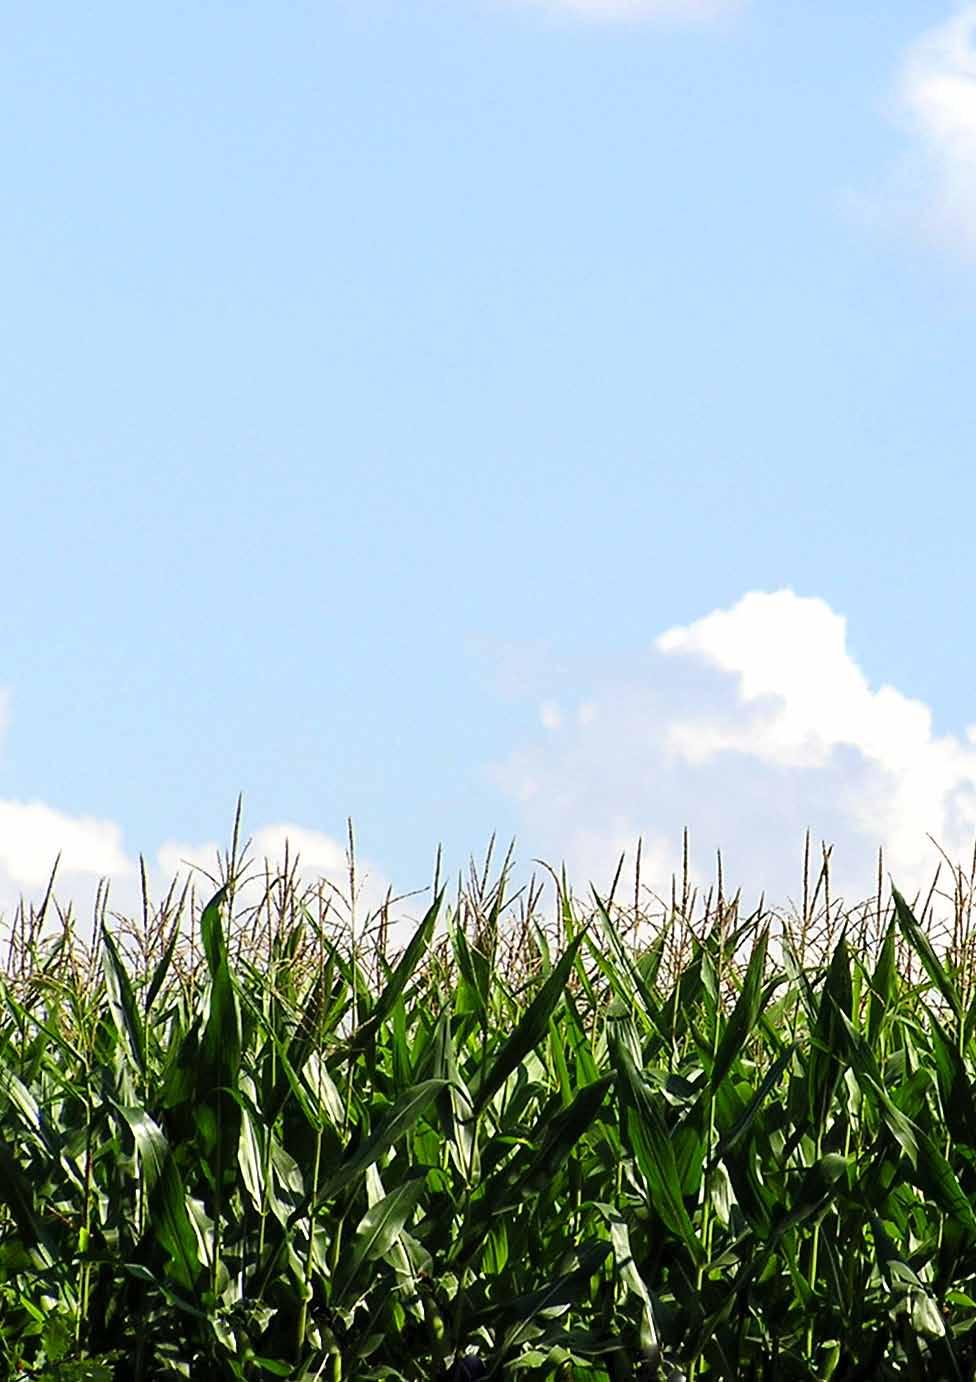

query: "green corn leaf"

left=590, top=890, right=666, bottom=1039
left=861, top=1074, right=919, bottom=1166
left=713, top=1044, right=795, bottom=1164
left=965, top=987, right=976, bottom=1052
left=928, top=1011, right=976, bottom=1144
left=101, top=922, right=146, bottom=1078
left=431, top=1011, right=479, bottom=1180
left=369, top=888, right=444, bottom=1031
left=150, top=1155, right=204, bottom=1293
left=471, top=1237, right=611, bottom=1323
left=198, top=889, right=241, bottom=1083
left=263, top=961, right=336, bottom=1119
left=912, top=1129, right=976, bottom=1232
left=237, top=984, right=331, bottom=1131
left=199, top=883, right=229, bottom=975
left=710, top=924, right=770, bottom=1091
left=196, top=886, right=242, bottom=1185
left=524, top=1074, right=614, bottom=1187
left=0, top=1135, right=56, bottom=1264
left=338, top=889, right=445, bottom=1064
left=807, top=931, right=853, bottom=1133
left=0, top=1065, right=59, bottom=1162
left=792, top=1152, right=851, bottom=1218
left=470, top=931, right=587, bottom=1116
left=603, top=1208, right=661, bottom=1365
left=236, top=1099, right=268, bottom=1217
left=115, top=1102, right=170, bottom=1193
left=145, top=918, right=182, bottom=1012
left=659, top=950, right=706, bottom=1051
left=867, top=918, right=897, bottom=1050
left=562, top=988, right=601, bottom=1088
left=335, top=1170, right=428, bottom=1304
left=453, top=924, right=491, bottom=1016
left=611, top=1030, right=705, bottom=1264
left=300, top=1077, right=448, bottom=1214
left=116, top=1104, right=201, bottom=1292
left=892, top=886, right=962, bottom=1022
left=548, top=1013, right=573, bottom=1107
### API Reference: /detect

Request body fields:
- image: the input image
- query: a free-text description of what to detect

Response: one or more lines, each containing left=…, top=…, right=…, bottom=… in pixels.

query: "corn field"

left=3, top=825, right=976, bottom=1380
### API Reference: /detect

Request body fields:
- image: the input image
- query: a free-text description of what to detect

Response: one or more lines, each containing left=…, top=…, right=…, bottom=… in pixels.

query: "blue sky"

left=4, top=0, right=976, bottom=932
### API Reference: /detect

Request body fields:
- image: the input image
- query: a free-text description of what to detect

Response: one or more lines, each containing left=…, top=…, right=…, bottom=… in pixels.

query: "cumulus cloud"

left=885, top=5, right=976, bottom=250
left=0, top=801, right=133, bottom=892
left=489, top=589, right=976, bottom=914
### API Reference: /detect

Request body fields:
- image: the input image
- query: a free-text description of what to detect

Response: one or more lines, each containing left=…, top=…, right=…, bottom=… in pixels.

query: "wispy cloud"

left=489, top=590, right=976, bottom=912
left=884, top=5, right=976, bottom=251
left=504, top=0, right=741, bottom=24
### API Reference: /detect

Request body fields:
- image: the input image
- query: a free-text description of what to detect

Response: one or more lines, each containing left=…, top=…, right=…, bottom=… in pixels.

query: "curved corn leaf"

left=470, top=931, right=586, bottom=1116
left=101, top=922, right=146, bottom=1078
left=893, top=886, right=962, bottom=1022
left=710, top=924, right=770, bottom=1091
left=302, top=1077, right=448, bottom=1214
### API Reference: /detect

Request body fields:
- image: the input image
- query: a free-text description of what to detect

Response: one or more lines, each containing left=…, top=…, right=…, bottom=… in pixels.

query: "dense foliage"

left=3, top=831, right=976, bottom=1379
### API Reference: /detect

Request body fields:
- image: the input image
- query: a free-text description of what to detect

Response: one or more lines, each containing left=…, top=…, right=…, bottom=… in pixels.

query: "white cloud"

left=505, top=0, right=740, bottom=23
left=885, top=5, right=976, bottom=250
left=578, top=701, right=597, bottom=726
left=0, top=801, right=133, bottom=891
left=489, top=589, right=976, bottom=912
left=540, top=700, right=563, bottom=730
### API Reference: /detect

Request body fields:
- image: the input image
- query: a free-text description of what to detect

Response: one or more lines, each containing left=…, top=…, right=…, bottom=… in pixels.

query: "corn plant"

left=2, top=829, right=976, bottom=1379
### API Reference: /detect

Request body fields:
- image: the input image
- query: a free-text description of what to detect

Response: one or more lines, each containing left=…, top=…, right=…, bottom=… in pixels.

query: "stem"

left=295, top=1132, right=324, bottom=1361
left=805, top=1132, right=823, bottom=1364
left=691, top=908, right=726, bottom=1381
left=76, top=1085, right=94, bottom=1355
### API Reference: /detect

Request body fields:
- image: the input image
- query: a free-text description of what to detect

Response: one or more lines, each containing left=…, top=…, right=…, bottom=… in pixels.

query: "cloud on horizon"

left=0, top=811, right=407, bottom=950
left=488, top=589, right=976, bottom=915
left=4, top=588, right=976, bottom=948
left=0, top=800, right=133, bottom=894
left=0, top=717, right=406, bottom=948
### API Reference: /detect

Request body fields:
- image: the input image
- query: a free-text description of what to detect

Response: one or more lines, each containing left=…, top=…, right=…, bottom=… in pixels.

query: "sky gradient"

left=4, top=1, right=976, bottom=935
